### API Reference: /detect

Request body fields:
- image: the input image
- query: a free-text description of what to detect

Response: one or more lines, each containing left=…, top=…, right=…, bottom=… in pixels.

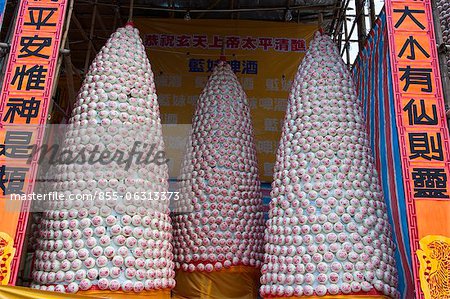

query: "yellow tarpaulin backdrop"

left=0, top=285, right=392, bottom=299
left=173, top=266, right=260, bottom=299
left=267, top=296, right=391, bottom=299
left=134, top=18, right=317, bottom=182
left=0, top=286, right=171, bottom=299
left=0, top=286, right=105, bottom=299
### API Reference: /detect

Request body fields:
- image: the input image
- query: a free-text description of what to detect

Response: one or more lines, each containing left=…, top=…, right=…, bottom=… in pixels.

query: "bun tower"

left=260, top=32, right=399, bottom=298
left=172, top=60, right=265, bottom=299
left=31, top=24, right=175, bottom=298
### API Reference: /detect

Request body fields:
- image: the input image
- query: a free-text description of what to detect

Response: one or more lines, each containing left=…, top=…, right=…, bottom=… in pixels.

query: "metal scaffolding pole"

left=340, top=1, right=366, bottom=58
left=354, top=0, right=366, bottom=51
left=83, top=0, right=98, bottom=73
left=63, top=39, right=76, bottom=121
left=332, top=0, right=351, bottom=40
left=343, top=11, right=351, bottom=66
left=329, top=0, right=342, bottom=37
left=368, top=0, right=376, bottom=27
left=337, top=19, right=343, bottom=52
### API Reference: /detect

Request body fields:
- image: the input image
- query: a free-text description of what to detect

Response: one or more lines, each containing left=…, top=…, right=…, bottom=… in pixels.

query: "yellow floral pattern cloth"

left=0, top=233, right=15, bottom=286
left=418, top=235, right=450, bottom=299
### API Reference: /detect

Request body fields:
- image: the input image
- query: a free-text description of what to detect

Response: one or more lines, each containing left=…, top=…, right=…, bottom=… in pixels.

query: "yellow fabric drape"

left=417, top=235, right=450, bottom=299
left=0, top=286, right=105, bottom=299
left=77, top=289, right=171, bottom=299
left=0, top=232, right=15, bottom=286
left=266, top=296, right=391, bottom=299
left=0, top=286, right=171, bottom=299
left=173, top=266, right=260, bottom=299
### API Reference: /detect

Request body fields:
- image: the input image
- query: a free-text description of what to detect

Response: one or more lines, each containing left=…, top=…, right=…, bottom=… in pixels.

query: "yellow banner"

left=134, top=18, right=317, bottom=181
left=0, top=286, right=170, bottom=299
left=417, top=235, right=450, bottom=299
left=0, top=286, right=104, bottom=299
left=0, top=233, right=14, bottom=286
left=173, top=266, right=260, bottom=299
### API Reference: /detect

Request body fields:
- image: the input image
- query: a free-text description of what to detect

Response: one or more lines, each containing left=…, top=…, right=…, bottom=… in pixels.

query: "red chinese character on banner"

left=241, top=37, right=257, bottom=50
left=176, top=35, right=191, bottom=47
left=226, top=36, right=241, bottom=49
left=209, top=35, right=223, bottom=49
left=144, top=34, right=159, bottom=47
left=291, top=39, right=306, bottom=52
left=192, top=35, right=208, bottom=48
left=258, top=37, right=274, bottom=51
left=160, top=35, right=175, bottom=47
left=274, top=38, right=290, bottom=51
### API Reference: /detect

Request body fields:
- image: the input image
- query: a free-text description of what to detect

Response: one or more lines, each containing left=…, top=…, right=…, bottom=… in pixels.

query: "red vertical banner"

left=385, top=0, right=450, bottom=298
left=0, top=0, right=67, bottom=285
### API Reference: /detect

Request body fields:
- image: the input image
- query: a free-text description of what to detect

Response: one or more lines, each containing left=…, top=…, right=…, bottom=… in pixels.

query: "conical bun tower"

left=31, top=25, right=175, bottom=298
left=172, top=61, right=265, bottom=299
left=260, top=32, right=399, bottom=298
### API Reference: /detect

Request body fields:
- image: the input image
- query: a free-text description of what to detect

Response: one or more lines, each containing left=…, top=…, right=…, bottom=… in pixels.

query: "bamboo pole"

left=369, top=0, right=376, bottom=28
left=343, top=11, right=351, bottom=67
left=83, top=0, right=98, bottom=73
left=354, top=0, right=366, bottom=51
left=128, top=0, right=134, bottom=22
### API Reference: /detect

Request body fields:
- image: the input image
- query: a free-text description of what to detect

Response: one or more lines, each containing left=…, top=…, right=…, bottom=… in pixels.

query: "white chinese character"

left=156, top=74, right=169, bottom=87
left=166, top=136, right=184, bottom=150
left=167, top=159, right=175, bottom=172
left=273, top=98, right=288, bottom=111
left=258, top=140, right=273, bottom=154
left=169, top=75, right=182, bottom=87
left=172, top=95, right=186, bottom=106
left=281, top=79, right=293, bottom=91
left=159, top=94, right=171, bottom=106
left=264, top=118, right=279, bottom=132
left=187, top=95, right=197, bottom=106
left=265, top=78, right=279, bottom=91
left=164, top=114, right=178, bottom=124
left=240, top=77, right=254, bottom=90
left=195, top=76, right=208, bottom=88
left=248, top=97, right=258, bottom=109
left=175, top=136, right=186, bottom=149
left=259, top=98, right=273, bottom=110
left=264, top=162, right=274, bottom=177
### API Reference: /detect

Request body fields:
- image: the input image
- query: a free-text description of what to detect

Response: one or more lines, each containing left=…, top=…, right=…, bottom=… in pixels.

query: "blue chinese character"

left=229, top=60, right=241, bottom=73
left=242, top=60, right=257, bottom=74
left=206, top=59, right=219, bottom=72
left=189, top=59, right=205, bottom=72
